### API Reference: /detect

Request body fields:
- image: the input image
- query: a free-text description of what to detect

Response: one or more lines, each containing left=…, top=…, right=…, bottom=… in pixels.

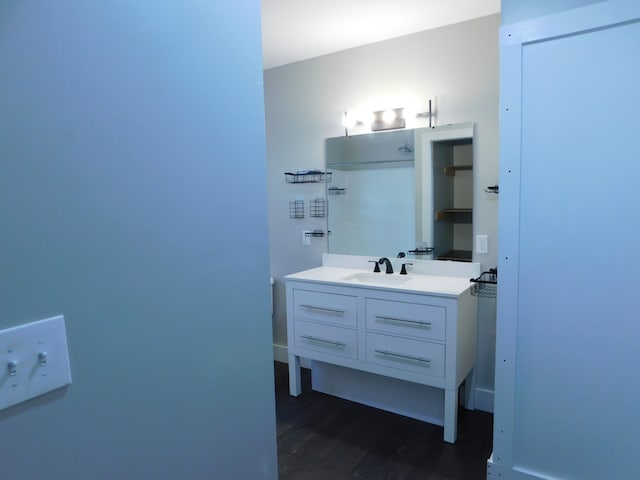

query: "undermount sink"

left=341, top=272, right=414, bottom=285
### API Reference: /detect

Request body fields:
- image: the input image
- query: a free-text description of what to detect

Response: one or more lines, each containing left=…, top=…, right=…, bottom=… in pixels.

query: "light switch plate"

left=302, top=230, right=311, bottom=246
left=0, top=315, right=72, bottom=411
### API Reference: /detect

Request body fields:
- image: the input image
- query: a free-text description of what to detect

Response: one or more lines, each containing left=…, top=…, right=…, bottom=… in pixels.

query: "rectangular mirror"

left=326, top=129, right=415, bottom=257
left=326, top=123, right=474, bottom=261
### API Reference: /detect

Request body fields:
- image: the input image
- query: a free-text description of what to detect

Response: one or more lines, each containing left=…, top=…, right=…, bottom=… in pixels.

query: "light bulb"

left=382, top=109, right=396, bottom=123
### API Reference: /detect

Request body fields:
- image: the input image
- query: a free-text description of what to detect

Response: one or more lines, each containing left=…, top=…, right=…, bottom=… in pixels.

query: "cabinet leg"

left=444, top=388, right=458, bottom=443
left=288, top=354, right=301, bottom=397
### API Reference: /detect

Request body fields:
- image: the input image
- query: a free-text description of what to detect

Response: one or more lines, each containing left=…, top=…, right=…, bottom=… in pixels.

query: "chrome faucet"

left=378, top=257, right=393, bottom=274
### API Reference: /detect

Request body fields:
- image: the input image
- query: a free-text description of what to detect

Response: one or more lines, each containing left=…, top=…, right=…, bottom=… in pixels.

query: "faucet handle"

left=368, top=260, right=381, bottom=273
left=400, top=263, right=413, bottom=275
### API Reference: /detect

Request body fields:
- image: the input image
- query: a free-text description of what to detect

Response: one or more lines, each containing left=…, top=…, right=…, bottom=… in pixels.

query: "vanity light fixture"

left=371, top=108, right=405, bottom=131
left=418, top=99, right=434, bottom=128
left=342, top=111, right=357, bottom=130
left=342, top=99, right=434, bottom=135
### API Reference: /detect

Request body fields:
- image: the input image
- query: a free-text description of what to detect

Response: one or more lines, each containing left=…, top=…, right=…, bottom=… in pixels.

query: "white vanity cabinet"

left=286, top=273, right=477, bottom=443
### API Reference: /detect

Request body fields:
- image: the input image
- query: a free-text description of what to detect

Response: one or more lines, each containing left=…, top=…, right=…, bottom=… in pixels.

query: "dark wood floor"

left=274, top=362, right=493, bottom=480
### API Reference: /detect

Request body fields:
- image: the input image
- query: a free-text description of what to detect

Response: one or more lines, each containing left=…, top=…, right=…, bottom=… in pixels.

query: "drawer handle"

left=374, top=349, right=431, bottom=364
left=301, top=335, right=346, bottom=347
left=300, top=304, right=346, bottom=315
left=374, top=315, right=431, bottom=328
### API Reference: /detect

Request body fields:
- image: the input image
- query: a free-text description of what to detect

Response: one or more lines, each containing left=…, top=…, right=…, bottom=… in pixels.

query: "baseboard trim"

left=273, top=344, right=311, bottom=368
left=273, top=343, right=288, bottom=363
left=475, top=387, right=494, bottom=413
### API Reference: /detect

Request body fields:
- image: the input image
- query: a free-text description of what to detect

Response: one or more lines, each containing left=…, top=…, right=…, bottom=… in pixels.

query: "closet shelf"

left=444, top=165, right=472, bottom=176
left=435, top=208, right=472, bottom=222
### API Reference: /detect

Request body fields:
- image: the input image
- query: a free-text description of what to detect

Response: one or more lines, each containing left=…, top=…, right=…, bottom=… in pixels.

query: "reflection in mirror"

left=415, top=123, right=474, bottom=262
left=326, top=129, right=416, bottom=258
left=327, top=123, right=474, bottom=262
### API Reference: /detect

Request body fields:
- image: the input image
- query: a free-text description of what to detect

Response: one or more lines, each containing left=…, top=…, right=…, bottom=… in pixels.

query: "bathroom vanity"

left=285, top=255, right=479, bottom=443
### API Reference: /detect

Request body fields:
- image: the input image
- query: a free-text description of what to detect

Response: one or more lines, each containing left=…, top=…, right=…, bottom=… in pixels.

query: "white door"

left=492, top=2, right=640, bottom=479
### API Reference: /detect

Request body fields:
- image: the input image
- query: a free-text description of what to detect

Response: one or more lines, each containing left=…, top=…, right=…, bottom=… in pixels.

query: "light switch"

left=0, top=315, right=72, bottom=411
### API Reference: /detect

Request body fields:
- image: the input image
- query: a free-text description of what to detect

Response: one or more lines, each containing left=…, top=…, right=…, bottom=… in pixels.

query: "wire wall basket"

left=289, top=200, right=305, bottom=219
left=285, top=171, right=331, bottom=184
left=310, top=198, right=326, bottom=217
left=328, top=187, right=347, bottom=195
left=305, top=230, right=325, bottom=238
left=408, top=247, right=435, bottom=256
left=470, top=268, right=497, bottom=298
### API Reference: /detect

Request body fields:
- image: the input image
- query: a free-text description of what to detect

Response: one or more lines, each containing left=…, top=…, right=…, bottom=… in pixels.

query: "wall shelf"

left=470, top=269, right=497, bottom=298
left=408, top=247, right=435, bottom=256
left=285, top=171, right=331, bottom=183
left=289, top=200, right=305, bottom=219
left=304, top=230, right=325, bottom=238
left=310, top=198, right=326, bottom=217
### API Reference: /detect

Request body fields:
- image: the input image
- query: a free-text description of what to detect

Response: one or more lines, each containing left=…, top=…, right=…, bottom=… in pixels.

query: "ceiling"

left=261, top=0, right=501, bottom=69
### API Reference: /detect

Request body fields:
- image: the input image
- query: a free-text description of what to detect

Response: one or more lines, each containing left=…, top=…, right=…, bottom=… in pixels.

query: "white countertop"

left=285, top=266, right=473, bottom=298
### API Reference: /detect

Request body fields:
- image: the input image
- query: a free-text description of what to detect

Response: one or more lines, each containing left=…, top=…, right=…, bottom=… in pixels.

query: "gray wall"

left=264, top=14, right=500, bottom=404
left=0, top=1, right=277, bottom=478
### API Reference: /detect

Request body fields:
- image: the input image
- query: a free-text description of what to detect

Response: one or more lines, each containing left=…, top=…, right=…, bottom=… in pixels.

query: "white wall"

left=264, top=14, right=500, bottom=406
left=0, top=1, right=277, bottom=478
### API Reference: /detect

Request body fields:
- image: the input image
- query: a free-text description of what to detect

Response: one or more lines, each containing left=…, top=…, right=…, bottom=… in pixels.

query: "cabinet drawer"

left=366, top=332, right=445, bottom=378
left=293, top=289, right=357, bottom=327
left=366, top=298, right=446, bottom=341
left=294, top=320, right=357, bottom=359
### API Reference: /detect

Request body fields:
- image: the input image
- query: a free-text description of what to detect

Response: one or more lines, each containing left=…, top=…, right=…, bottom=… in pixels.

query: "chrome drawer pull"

left=301, top=335, right=346, bottom=347
left=374, top=315, right=431, bottom=328
left=374, top=349, right=431, bottom=364
left=300, top=304, right=346, bottom=315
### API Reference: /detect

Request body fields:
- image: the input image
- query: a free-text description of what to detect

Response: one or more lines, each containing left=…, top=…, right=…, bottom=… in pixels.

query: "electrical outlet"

left=302, top=231, right=311, bottom=246
left=476, top=235, right=488, bottom=254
